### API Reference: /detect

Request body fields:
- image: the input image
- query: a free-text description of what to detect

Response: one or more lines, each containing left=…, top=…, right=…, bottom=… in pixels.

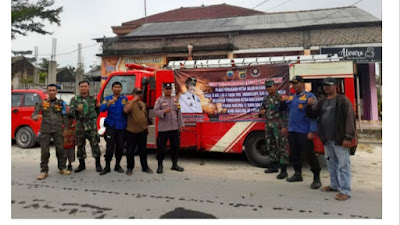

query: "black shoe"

left=171, top=164, right=184, bottom=172
left=157, top=165, right=163, bottom=174
left=126, top=169, right=133, bottom=176
left=264, top=167, right=279, bottom=173
left=276, top=171, right=288, bottom=179
left=142, top=168, right=154, bottom=173
left=67, top=165, right=72, bottom=171
left=310, top=179, right=322, bottom=189
left=74, top=160, right=86, bottom=173
left=286, top=173, right=303, bottom=182
left=99, top=167, right=111, bottom=175
left=114, top=166, right=124, bottom=173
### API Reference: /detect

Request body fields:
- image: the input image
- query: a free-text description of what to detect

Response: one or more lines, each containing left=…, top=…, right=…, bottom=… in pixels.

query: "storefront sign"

left=320, top=46, right=381, bottom=62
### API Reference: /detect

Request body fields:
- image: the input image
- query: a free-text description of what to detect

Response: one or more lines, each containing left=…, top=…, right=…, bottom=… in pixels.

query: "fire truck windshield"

left=103, top=75, right=136, bottom=98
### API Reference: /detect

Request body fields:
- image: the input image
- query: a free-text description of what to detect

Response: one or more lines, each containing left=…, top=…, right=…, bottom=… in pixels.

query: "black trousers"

left=288, top=132, right=321, bottom=174
left=104, top=127, right=125, bottom=164
left=157, top=130, right=180, bottom=163
left=126, top=130, right=149, bottom=170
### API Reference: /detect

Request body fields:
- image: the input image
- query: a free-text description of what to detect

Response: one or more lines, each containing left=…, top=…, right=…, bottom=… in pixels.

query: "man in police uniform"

left=154, top=83, right=185, bottom=174
left=32, top=84, right=70, bottom=180
left=69, top=80, right=102, bottom=173
left=99, top=81, right=128, bottom=175
left=282, top=76, right=322, bottom=189
left=259, top=80, right=289, bottom=179
left=179, top=77, right=202, bottom=113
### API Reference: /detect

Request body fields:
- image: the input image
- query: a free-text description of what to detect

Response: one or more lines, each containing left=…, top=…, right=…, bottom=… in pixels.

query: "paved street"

left=11, top=141, right=382, bottom=219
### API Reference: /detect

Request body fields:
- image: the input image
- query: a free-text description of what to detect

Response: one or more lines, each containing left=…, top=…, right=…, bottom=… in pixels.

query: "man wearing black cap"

left=179, top=76, right=202, bottom=113
left=283, top=75, right=322, bottom=189
left=154, top=83, right=185, bottom=174
left=306, top=77, right=356, bottom=200
left=259, top=80, right=289, bottom=179
left=123, top=88, right=153, bottom=175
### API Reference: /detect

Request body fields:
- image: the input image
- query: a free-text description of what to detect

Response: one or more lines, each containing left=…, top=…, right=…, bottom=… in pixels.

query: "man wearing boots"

left=306, top=77, right=355, bottom=200
left=123, top=88, right=153, bottom=175
left=259, top=80, right=289, bottom=179
left=154, top=83, right=185, bottom=174
left=99, top=81, right=128, bottom=175
left=32, top=84, right=71, bottom=180
left=69, top=81, right=102, bottom=173
left=282, top=76, right=322, bottom=189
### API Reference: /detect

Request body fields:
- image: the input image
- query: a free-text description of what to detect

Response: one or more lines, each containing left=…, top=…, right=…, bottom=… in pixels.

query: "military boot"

left=264, top=162, right=279, bottom=173
left=59, top=169, right=71, bottom=175
left=100, top=160, right=111, bottom=175
left=276, top=164, right=288, bottom=179
left=95, top=157, right=102, bottom=172
left=310, top=170, right=322, bottom=189
left=171, top=162, right=184, bottom=172
left=74, top=159, right=86, bottom=173
left=157, top=161, right=163, bottom=174
left=286, top=171, right=303, bottom=182
left=37, top=172, right=48, bottom=180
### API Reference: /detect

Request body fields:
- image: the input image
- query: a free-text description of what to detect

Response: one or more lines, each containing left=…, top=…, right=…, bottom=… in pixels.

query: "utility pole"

left=33, top=46, right=40, bottom=84
left=144, top=0, right=147, bottom=23
left=75, top=43, right=84, bottom=94
left=47, top=38, right=57, bottom=85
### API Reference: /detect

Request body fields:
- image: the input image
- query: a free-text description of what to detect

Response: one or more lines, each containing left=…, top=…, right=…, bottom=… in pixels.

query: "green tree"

left=11, top=0, right=63, bottom=39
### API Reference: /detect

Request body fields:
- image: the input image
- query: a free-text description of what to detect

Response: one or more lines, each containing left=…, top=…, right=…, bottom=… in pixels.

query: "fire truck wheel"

left=15, top=126, right=37, bottom=149
left=244, top=132, right=271, bottom=168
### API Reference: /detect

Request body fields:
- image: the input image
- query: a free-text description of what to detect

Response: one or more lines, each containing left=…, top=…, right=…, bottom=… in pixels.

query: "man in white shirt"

left=179, top=77, right=202, bottom=113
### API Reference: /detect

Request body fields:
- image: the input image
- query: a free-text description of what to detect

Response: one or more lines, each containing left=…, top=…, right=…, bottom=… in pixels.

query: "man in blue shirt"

left=283, top=76, right=322, bottom=189
left=99, top=81, right=128, bottom=175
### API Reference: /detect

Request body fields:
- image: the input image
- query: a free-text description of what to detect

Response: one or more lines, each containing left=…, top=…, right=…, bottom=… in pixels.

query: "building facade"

left=97, top=4, right=382, bottom=120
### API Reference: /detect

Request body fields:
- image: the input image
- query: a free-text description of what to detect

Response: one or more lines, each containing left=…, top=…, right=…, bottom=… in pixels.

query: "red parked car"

left=11, top=88, right=75, bottom=148
left=11, top=89, right=47, bottom=148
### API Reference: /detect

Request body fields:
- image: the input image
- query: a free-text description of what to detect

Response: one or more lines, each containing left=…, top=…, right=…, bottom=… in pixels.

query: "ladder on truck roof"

left=168, top=54, right=343, bottom=69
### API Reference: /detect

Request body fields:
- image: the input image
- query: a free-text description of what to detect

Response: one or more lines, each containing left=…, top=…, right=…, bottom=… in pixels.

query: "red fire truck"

left=97, top=55, right=357, bottom=168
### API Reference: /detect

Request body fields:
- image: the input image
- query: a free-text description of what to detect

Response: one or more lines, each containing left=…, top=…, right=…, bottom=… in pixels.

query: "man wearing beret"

left=306, top=77, right=356, bottom=200
left=282, top=76, right=322, bottom=189
left=259, top=80, right=289, bottom=179
left=154, top=83, right=185, bottom=174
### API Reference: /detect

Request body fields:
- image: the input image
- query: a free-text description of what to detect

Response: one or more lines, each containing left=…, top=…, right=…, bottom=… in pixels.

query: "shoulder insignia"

left=299, top=95, right=307, bottom=101
left=288, top=96, right=294, bottom=101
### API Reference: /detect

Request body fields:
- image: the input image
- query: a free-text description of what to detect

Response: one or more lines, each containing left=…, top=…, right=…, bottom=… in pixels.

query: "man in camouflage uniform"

left=259, top=80, right=289, bottom=179
left=69, top=80, right=102, bottom=173
left=32, top=84, right=71, bottom=180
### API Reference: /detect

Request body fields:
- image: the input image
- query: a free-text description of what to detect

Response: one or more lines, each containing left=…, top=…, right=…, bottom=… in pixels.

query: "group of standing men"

left=259, top=76, right=355, bottom=201
left=33, top=80, right=185, bottom=181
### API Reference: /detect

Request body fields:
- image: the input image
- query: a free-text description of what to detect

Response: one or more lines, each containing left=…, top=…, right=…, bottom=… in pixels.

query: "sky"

left=10, top=0, right=382, bottom=72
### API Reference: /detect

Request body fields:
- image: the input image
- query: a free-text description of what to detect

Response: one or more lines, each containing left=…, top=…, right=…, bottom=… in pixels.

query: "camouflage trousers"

left=265, top=126, right=289, bottom=165
left=39, top=131, right=67, bottom=172
left=76, top=128, right=101, bottom=159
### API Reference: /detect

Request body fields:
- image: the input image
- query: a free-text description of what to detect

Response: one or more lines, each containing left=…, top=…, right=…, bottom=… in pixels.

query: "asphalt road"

left=11, top=141, right=382, bottom=219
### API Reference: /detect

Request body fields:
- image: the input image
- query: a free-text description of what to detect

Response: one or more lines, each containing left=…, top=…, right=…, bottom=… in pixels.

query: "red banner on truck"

left=174, top=64, right=290, bottom=121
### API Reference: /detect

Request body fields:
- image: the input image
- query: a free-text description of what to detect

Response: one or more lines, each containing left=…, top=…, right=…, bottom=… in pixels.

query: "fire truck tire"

left=244, top=132, right=271, bottom=168
left=15, top=126, right=37, bottom=149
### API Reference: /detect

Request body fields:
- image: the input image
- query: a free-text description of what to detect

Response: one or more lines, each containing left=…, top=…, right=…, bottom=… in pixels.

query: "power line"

left=306, top=0, right=366, bottom=26
left=252, top=0, right=271, bottom=9
left=37, top=43, right=98, bottom=57
left=264, top=0, right=293, bottom=12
